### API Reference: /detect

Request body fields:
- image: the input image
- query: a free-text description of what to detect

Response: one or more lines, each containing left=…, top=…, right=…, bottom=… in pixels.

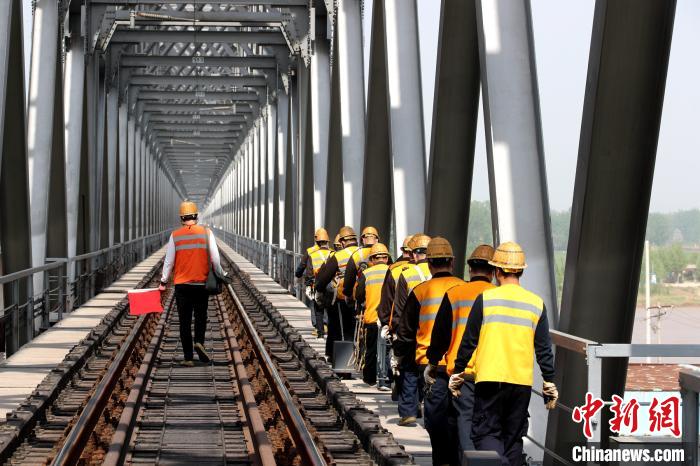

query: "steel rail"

left=50, top=313, right=153, bottom=466
left=226, top=282, right=327, bottom=466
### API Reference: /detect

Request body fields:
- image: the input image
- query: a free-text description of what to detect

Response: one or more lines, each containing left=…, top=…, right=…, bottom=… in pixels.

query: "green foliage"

left=550, top=210, right=571, bottom=251
left=466, top=200, right=493, bottom=253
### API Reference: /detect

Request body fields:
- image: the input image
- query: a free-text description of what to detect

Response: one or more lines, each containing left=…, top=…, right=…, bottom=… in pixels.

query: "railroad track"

left=1, top=251, right=413, bottom=465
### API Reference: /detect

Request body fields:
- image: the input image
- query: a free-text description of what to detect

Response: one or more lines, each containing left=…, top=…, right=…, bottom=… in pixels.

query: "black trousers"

left=362, top=323, right=378, bottom=385
left=312, top=301, right=325, bottom=336
left=175, top=284, right=209, bottom=361
left=424, top=373, right=460, bottom=465
left=325, top=301, right=356, bottom=363
left=471, top=382, right=531, bottom=466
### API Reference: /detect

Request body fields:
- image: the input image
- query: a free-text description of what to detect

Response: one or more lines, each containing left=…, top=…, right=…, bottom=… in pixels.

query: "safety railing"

left=0, top=231, right=170, bottom=359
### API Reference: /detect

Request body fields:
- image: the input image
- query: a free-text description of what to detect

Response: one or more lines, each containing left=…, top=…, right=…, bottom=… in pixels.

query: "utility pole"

left=645, top=240, right=651, bottom=363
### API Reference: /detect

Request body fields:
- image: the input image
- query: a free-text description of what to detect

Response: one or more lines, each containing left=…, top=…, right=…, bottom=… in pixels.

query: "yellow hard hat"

left=426, top=237, right=454, bottom=259
left=401, top=235, right=414, bottom=252
left=315, top=228, right=330, bottom=242
left=338, top=226, right=357, bottom=240
left=489, top=241, right=527, bottom=271
left=468, top=244, right=495, bottom=263
left=179, top=201, right=198, bottom=217
left=369, top=243, right=390, bottom=259
left=409, top=233, right=431, bottom=251
left=333, top=234, right=341, bottom=245
left=361, top=226, right=379, bottom=239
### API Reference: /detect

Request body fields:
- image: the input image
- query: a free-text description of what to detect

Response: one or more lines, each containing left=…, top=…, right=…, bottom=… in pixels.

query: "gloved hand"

left=448, top=372, right=467, bottom=397
left=542, top=381, right=558, bottom=410
left=376, top=320, right=382, bottom=329
left=314, top=291, right=324, bottom=306
left=222, top=271, right=233, bottom=284
left=305, top=286, right=314, bottom=301
left=380, top=325, right=391, bottom=341
left=390, top=354, right=401, bottom=376
left=158, top=281, right=167, bottom=292
left=423, top=364, right=438, bottom=386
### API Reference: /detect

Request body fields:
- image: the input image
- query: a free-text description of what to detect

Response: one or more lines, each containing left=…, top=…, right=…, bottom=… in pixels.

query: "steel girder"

left=425, top=0, right=481, bottom=279
left=129, top=75, right=267, bottom=87
left=111, top=30, right=287, bottom=45
left=121, top=55, right=277, bottom=69
left=138, top=90, right=259, bottom=101
left=546, top=1, right=676, bottom=461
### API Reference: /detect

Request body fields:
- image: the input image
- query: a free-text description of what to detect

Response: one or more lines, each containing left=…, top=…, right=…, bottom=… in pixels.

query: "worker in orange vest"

left=425, top=244, right=496, bottom=457
left=159, top=201, right=226, bottom=366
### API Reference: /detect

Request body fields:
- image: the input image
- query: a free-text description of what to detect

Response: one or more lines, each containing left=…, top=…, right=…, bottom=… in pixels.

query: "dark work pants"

left=424, top=373, right=460, bottom=465
left=362, top=323, right=378, bottom=385
left=175, top=284, right=209, bottom=361
left=471, top=382, right=531, bottom=466
left=325, top=303, right=342, bottom=362
left=453, top=380, right=476, bottom=452
left=398, top=362, right=423, bottom=418
left=312, top=301, right=325, bottom=336
left=338, top=300, right=356, bottom=340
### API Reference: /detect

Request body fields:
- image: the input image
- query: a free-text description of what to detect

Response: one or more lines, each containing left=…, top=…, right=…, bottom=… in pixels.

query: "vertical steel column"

left=266, top=102, right=276, bottom=244
left=283, top=77, right=296, bottom=250
left=425, top=0, right=481, bottom=277
left=310, top=13, right=331, bottom=228
left=325, top=27, right=346, bottom=237
left=106, top=89, right=118, bottom=246
left=547, top=1, right=676, bottom=461
left=275, top=89, right=288, bottom=247
left=127, top=113, right=136, bottom=241
left=118, top=100, right=127, bottom=243
left=335, top=0, right=366, bottom=229
left=140, top=136, right=146, bottom=238
left=0, top=0, right=32, bottom=348
left=476, top=0, right=557, bottom=452
left=27, top=0, right=59, bottom=275
left=383, top=0, right=427, bottom=245
left=259, top=113, right=267, bottom=241
left=247, top=138, right=253, bottom=238
left=360, top=0, right=393, bottom=242
left=299, top=67, right=315, bottom=251
left=134, top=125, right=141, bottom=239
left=63, top=17, right=84, bottom=282
left=254, top=121, right=261, bottom=240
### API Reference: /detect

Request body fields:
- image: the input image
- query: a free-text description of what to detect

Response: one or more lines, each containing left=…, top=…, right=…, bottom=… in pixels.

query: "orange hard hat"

left=179, top=201, right=198, bottom=217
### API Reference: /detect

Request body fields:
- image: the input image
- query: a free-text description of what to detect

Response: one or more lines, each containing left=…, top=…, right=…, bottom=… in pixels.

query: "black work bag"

left=205, top=229, right=224, bottom=295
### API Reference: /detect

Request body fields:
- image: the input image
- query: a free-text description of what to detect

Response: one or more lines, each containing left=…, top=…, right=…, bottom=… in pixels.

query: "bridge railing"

left=0, top=231, right=170, bottom=359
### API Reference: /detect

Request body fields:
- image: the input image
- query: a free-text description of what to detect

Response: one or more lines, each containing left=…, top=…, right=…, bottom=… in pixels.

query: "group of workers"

left=296, top=226, right=559, bottom=466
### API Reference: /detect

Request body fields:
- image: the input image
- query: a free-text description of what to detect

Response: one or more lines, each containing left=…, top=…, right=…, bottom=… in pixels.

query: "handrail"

left=549, top=329, right=598, bottom=354
left=0, top=260, right=66, bottom=285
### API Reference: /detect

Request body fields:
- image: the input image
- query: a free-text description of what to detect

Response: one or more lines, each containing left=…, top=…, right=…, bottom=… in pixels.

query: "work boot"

left=194, top=343, right=211, bottom=363
left=311, top=328, right=319, bottom=338
left=180, top=360, right=194, bottom=367
left=398, top=416, right=417, bottom=426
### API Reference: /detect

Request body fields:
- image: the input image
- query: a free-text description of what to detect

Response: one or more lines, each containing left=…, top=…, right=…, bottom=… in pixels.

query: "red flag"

left=127, top=289, right=164, bottom=315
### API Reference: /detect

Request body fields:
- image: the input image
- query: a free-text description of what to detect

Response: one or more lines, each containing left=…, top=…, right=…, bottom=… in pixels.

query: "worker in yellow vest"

left=354, top=243, right=391, bottom=387
left=305, top=235, right=331, bottom=338
left=314, top=226, right=359, bottom=362
left=296, top=228, right=330, bottom=337
left=342, top=226, right=380, bottom=301
left=450, top=242, right=558, bottom=466
left=377, top=235, right=413, bottom=337
left=395, top=237, right=465, bottom=462
left=425, top=244, right=495, bottom=456
left=390, top=234, right=432, bottom=335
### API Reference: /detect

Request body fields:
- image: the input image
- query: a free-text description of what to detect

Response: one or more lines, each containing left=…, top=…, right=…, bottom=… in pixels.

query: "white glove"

left=423, top=364, right=438, bottom=386
left=390, top=354, right=401, bottom=375
left=380, top=325, right=390, bottom=340
left=543, top=381, right=558, bottom=410
left=314, top=291, right=324, bottom=306
left=448, top=372, right=466, bottom=397
left=305, top=286, right=314, bottom=300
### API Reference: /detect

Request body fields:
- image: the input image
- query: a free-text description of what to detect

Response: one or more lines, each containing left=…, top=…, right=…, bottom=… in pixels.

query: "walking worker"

left=395, top=237, right=465, bottom=464
left=306, top=233, right=331, bottom=337
left=377, top=235, right=413, bottom=338
left=390, top=233, right=432, bottom=335
left=343, top=226, right=380, bottom=301
left=296, top=228, right=330, bottom=336
left=159, top=201, right=226, bottom=367
left=314, top=226, right=359, bottom=362
left=450, top=241, right=558, bottom=466
left=354, top=243, right=391, bottom=387
left=425, top=244, right=495, bottom=454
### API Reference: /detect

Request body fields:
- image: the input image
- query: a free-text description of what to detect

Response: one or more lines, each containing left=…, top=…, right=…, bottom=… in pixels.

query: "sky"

left=364, top=0, right=700, bottom=213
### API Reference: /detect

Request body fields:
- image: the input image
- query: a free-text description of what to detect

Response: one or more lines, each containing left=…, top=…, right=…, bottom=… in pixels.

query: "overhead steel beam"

left=147, top=114, right=247, bottom=123
left=92, top=0, right=306, bottom=3
left=138, top=90, right=259, bottom=101
left=546, top=1, right=676, bottom=462
left=155, top=132, right=241, bottom=139
left=122, top=55, right=277, bottom=68
left=112, top=30, right=286, bottom=45
left=150, top=124, right=243, bottom=131
left=130, top=75, right=267, bottom=87
left=425, top=0, right=481, bottom=277
left=143, top=103, right=252, bottom=112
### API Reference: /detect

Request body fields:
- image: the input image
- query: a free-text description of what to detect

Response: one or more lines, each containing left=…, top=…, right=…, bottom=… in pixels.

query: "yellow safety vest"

left=388, top=259, right=410, bottom=282
left=443, top=280, right=495, bottom=375
left=333, top=246, right=358, bottom=300
left=309, top=248, right=330, bottom=276
left=306, top=244, right=320, bottom=257
left=361, top=264, right=389, bottom=324
left=474, top=284, right=544, bottom=386
left=412, top=275, right=465, bottom=366
left=403, top=262, right=432, bottom=294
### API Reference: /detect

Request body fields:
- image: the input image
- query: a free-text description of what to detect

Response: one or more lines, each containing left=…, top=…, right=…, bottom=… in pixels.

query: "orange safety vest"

left=361, top=264, right=389, bottom=324
left=412, top=275, right=465, bottom=366
left=172, top=225, right=210, bottom=285
left=310, top=248, right=331, bottom=276
left=443, top=279, right=495, bottom=375
left=333, top=246, right=358, bottom=300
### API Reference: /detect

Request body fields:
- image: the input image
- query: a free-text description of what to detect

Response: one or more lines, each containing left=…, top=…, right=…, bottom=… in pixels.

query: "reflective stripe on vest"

left=307, top=244, right=320, bottom=257
left=362, top=264, right=389, bottom=324
left=412, top=275, right=465, bottom=366
left=172, top=225, right=209, bottom=285
left=310, top=248, right=331, bottom=275
left=443, top=280, right=495, bottom=375
left=474, top=284, right=544, bottom=386
left=401, top=262, right=432, bottom=294
left=333, top=246, right=358, bottom=300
